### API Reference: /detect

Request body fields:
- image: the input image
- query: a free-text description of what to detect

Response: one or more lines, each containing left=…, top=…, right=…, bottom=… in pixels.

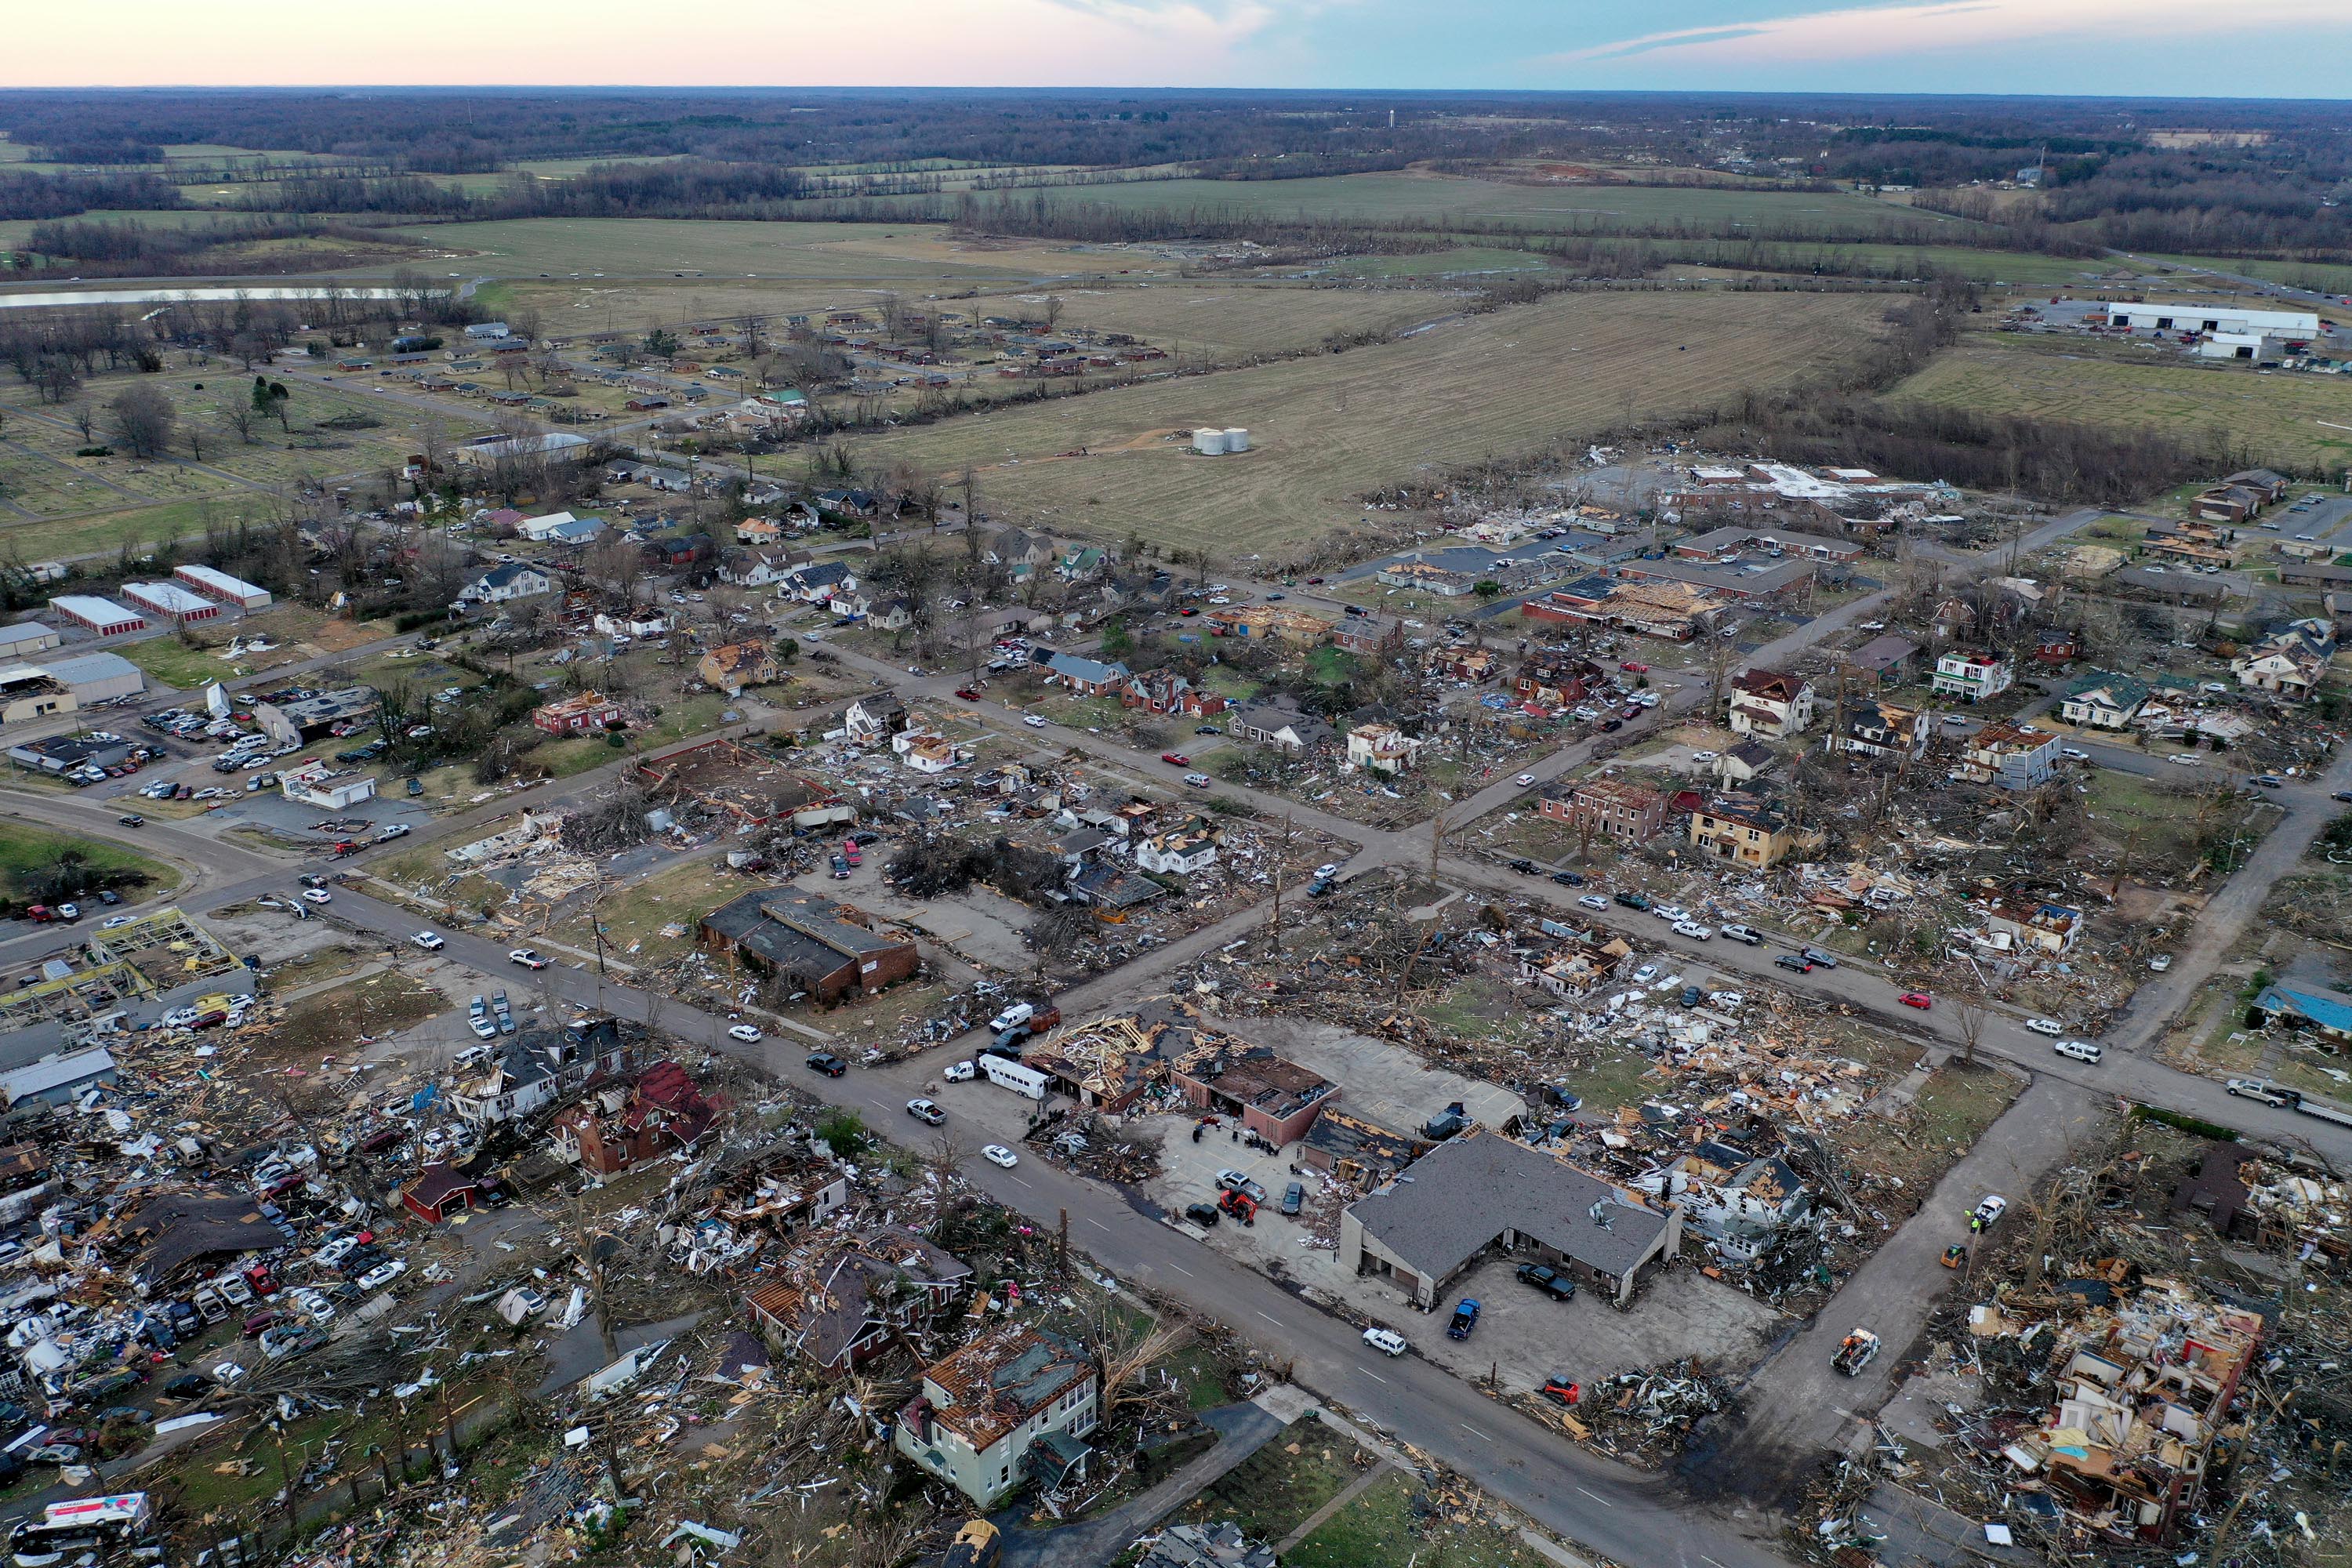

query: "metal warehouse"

left=46, top=595, right=146, bottom=637
left=121, top=581, right=223, bottom=625
left=173, top=564, right=273, bottom=609
left=0, top=623, right=61, bottom=661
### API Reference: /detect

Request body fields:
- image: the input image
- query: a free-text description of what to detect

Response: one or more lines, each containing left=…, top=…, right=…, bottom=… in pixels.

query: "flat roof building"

left=120, top=581, right=223, bottom=625
left=47, top=596, right=144, bottom=637
left=173, top=564, right=272, bottom=610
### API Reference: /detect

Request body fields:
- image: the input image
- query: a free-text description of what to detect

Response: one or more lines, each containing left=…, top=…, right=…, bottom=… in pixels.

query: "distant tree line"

left=0, top=169, right=186, bottom=220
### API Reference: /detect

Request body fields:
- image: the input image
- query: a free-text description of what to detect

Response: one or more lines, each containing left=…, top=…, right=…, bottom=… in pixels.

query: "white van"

left=2053, top=1039, right=2103, bottom=1064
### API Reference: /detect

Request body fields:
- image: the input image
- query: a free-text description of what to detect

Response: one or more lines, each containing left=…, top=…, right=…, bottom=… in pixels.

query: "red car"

left=953, top=688, right=982, bottom=701
left=1160, top=752, right=1189, bottom=766
left=1619, top=660, right=1650, bottom=673
left=1899, top=991, right=1933, bottom=1010
left=1178, top=607, right=1199, bottom=617
left=1305, top=575, right=1324, bottom=584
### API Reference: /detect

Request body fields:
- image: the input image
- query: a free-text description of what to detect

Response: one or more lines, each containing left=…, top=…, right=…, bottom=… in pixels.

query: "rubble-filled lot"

left=1808, top=1114, right=2349, bottom=1568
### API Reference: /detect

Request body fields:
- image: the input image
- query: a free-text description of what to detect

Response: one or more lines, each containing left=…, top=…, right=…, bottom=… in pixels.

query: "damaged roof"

left=1351, top=1127, right=1668, bottom=1280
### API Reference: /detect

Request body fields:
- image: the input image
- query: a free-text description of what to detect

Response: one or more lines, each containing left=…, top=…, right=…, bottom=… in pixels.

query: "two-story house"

left=456, top=561, right=554, bottom=608
left=1120, top=667, right=1226, bottom=720
left=744, top=1228, right=972, bottom=1377
left=1726, top=668, right=1814, bottom=738
left=1539, top=776, right=1668, bottom=844
left=449, top=1018, right=631, bottom=1126
left=1929, top=648, right=2013, bottom=705
left=1824, top=696, right=1928, bottom=761
left=697, top=639, right=779, bottom=697
left=1661, top=1141, right=1811, bottom=1263
left=1136, top=818, right=1221, bottom=877
left=1689, top=794, right=1824, bottom=869
left=1513, top=651, right=1596, bottom=709
left=2234, top=618, right=2335, bottom=702
left=1345, top=721, right=1423, bottom=775
left=844, top=691, right=909, bottom=746
left=1952, top=722, right=2062, bottom=789
left=896, top=1325, right=1099, bottom=1504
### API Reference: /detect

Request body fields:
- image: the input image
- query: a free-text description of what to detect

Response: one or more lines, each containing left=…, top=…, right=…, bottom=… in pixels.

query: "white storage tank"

left=1223, top=427, right=1250, bottom=452
left=1192, top=427, right=1228, bottom=456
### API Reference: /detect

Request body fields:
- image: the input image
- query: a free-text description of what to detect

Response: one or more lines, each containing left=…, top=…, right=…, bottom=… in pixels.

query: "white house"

left=1726, top=669, right=1814, bottom=738
left=844, top=692, right=908, bottom=746
left=1661, top=1144, right=1811, bottom=1263
left=2234, top=619, right=2334, bottom=702
left=2059, top=670, right=2150, bottom=730
left=1929, top=648, right=2013, bottom=704
left=456, top=562, right=555, bottom=607
left=1135, top=821, right=1219, bottom=876
left=895, top=1326, right=1098, bottom=1504
left=517, top=510, right=605, bottom=544
left=1345, top=721, right=1422, bottom=775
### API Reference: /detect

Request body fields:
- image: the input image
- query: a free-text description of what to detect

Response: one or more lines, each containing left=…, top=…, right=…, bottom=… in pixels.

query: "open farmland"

left=381, top=217, right=1111, bottom=281
left=1025, top=170, right=1986, bottom=238
left=1889, top=332, right=2352, bottom=471
left=851, top=288, right=1888, bottom=557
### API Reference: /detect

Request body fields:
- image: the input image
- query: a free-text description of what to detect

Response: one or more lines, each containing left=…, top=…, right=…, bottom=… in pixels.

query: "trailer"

left=979, top=1054, right=1049, bottom=1101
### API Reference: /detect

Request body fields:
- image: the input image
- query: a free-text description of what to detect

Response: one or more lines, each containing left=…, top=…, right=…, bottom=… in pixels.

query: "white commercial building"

left=2105, top=303, right=2319, bottom=337
left=280, top=760, right=377, bottom=811
left=47, top=595, right=145, bottom=637
left=121, top=581, right=223, bottom=625
left=173, top=564, right=272, bottom=610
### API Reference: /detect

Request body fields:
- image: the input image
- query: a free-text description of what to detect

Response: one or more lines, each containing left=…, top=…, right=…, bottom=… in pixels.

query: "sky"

left=9, top=0, right=2352, bottom=96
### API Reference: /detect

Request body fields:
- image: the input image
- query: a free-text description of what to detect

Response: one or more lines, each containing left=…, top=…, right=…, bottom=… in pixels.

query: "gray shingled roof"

left=1350, top=1127, right=1668, bottom=1279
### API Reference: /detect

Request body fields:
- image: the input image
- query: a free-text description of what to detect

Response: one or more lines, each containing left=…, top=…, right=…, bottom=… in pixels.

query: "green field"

left=1891, top=331, right=2352, bottom=471
left=1024, top=171, right=1984, bottom=239
left=0, top=822, right=177, bottom=902
left=855, top=287, right=1885, bottom=558
left=2139, top=253, right=2352, bottom=297
left=1319, top=245, right=1554, bottom=279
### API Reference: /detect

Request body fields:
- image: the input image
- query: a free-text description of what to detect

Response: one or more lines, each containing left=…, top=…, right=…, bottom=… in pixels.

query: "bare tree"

left=1948, top=976, right=1991, bottom=1068
left=107, top=385, right=176, bottom=460
left=67, top=402, right=96, bottom=444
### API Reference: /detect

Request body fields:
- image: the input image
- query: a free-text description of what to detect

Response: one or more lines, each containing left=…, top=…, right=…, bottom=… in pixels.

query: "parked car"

left=1577, top=894, right=1610, bottom=911
left=805, top=1052, right=848, bottom=1077
left=1279, top=1181, right=1305, bottom=1217
left=412, top=931, right=444, bottom=950
left=1970, top=1195, right=2009, bottom=1229
left=1509, top=858, right=1538, bottom=875
left=1446, top=1299, right=1481, bottom=1340
left=1183, top=772, right=1212, bottom=788
left=1671, top=920, right=1713, bottom=940
left=2025, top=1018, right=2063, bottom=1036
left=1719, top=923, right=1762, bottom=945
left=1513, top=773, right=1536, bottom=787
left=1185, top=1202, right=1222, bottom=1227
left=1550, top=869, right=1584, bottom=887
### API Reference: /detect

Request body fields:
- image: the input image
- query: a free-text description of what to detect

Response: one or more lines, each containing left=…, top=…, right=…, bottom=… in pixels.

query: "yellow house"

left=1689, top=794, right=1825, bottom=869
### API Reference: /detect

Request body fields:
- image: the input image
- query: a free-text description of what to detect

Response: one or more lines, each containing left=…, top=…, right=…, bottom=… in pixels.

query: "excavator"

left=1216, top=1187, right=1259, bottom=1226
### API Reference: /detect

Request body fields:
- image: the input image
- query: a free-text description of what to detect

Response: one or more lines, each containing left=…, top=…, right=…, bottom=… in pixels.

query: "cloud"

left=1550, top=0, right=2343, bottom=67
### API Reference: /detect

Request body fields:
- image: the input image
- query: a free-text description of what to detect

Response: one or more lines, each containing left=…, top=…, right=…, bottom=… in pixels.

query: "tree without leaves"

left=107, top=383, right=175, bottom=459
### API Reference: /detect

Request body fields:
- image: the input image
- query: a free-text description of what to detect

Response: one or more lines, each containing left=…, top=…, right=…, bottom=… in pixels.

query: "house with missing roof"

left=699, top=886, right=920, bottom=1004
left=1167, top=1034, right=1338, bottom=1146
left=2249, top=982, right=2352, bottom=1049
left=1340, top=1127, right=1681, bottom=1308
left=1657, top=1140, right=1811, bottom=1263
left=743, top=1228, right=973, bottom=1376
left=896, top=1324, right=1099, bottom=1504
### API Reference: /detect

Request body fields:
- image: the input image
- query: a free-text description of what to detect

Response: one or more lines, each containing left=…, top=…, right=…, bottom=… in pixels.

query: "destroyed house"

left=1512, top=650, right=1596, bottom=707
left=1120, top=667, right=1225, bottom=718
left=1974, top=891, right=2085, bottom=956
left=2031, top=1285, right=2264, bottom=1541
left=706, top=1149, right=851, bottom=1236
left=2233, top=618, right=2334, bottom=701
left=1664, top=1143, right=1810, bottom=1261
left=744, top=1229, right=972, bottom=1375
left=451, top=1018, right=631, bottom=1126
left=1541, top=776, right=1668, bottom=844
left=121, top=1191, right=285, bottom=1288
left=2060, top=670, right=2150, bottom=729
left=1298, top=1109, right=1423, bottom=1190
left=2248, top=982, right=2352, bottom=1047
left=549, top=1060, right=717, bottom=1174
left=1022, top=1004, right=1197, bottom=1112
left=1168, top=1035, right=1337, bottom=1145
left=1955, top=723, right=2061, bottom=790
left=1342, top=1128, right=1678, bottom=1308
left=1225, top=698, right=1334, bottom=753
left=701, top=886, right=919, bottom=1004
left=1826, top=696, right=1927, bottom=760
left=844, top=691, right=909, bottom=745
left=697, top=638, right=779, bottom=696
left=897, top=1325, right=1099, bottom=1504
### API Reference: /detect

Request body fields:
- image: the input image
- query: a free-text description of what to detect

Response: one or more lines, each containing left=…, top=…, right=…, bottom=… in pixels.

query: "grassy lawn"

left=544, top=854, right=746, bottom=966
left=118, top=634, right=240, bottom=689
left=1180, top=1422, right=1375, bottom=1544
left=0, top=821, right=179, bottom=905
left=256, top=969, right=450, bottom=1065
left=1288, top=1468, right=1537, bottom=1568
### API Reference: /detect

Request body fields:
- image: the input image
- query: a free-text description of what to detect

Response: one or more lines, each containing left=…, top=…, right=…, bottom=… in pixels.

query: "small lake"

left=0, top=286, right=415, bottom=310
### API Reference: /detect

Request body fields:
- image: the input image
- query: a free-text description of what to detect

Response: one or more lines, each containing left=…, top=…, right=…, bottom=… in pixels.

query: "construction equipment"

left=1215, top=1187, right=1258, bottom=1226
left=945, top=1520, right=1002, bottom=1568
left=1831, top=1328, right=1881, bottom=1377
